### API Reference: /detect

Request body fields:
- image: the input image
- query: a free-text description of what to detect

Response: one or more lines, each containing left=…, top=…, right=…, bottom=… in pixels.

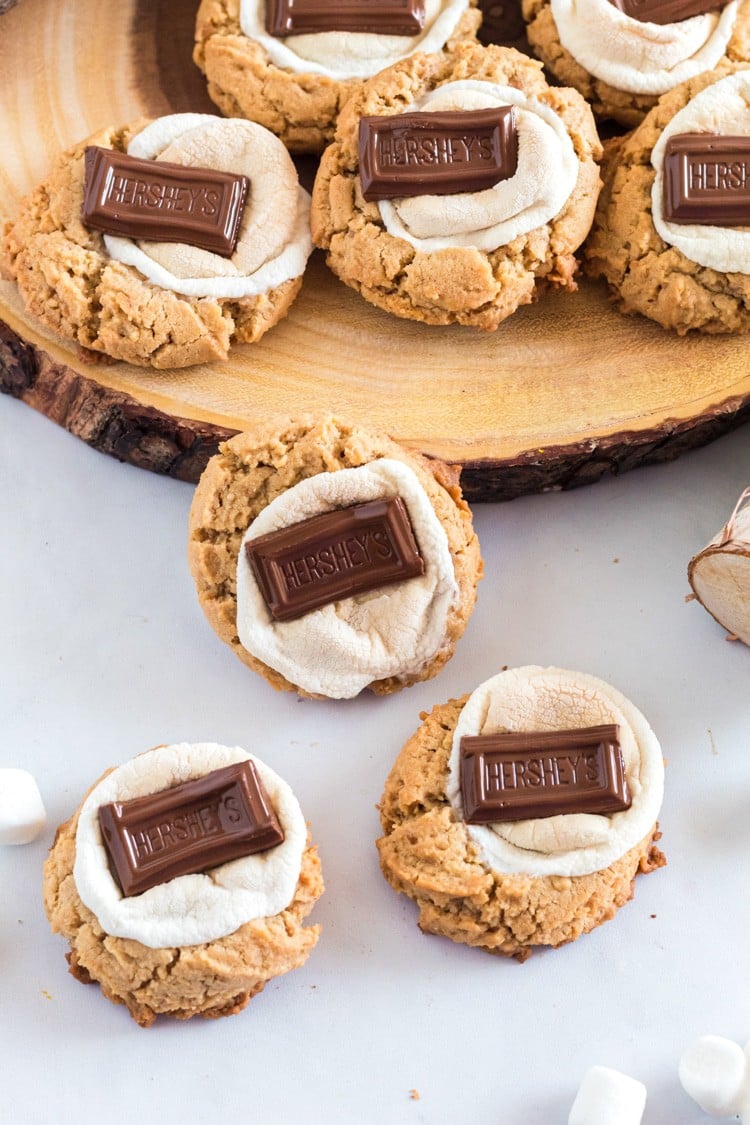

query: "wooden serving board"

left=1, top=0, right=749, bottom=500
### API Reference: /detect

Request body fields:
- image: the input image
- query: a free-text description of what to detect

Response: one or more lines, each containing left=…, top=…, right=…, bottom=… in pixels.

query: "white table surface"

left=1, top=395, right=749, bottom=1125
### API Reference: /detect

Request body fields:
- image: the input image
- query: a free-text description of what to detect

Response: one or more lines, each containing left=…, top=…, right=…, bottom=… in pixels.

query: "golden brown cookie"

left=523, top=0, right=750, bottom=128
left=187, top=415, right=482, bottom=699
left=378, top=669, right=666, bottom=958
left=311, top=44, right=602, bottom=329
left=43, top=744, right=323, bottom=1027
left=194, top=0, right=482, bottom=154
left=2, top=116, right=311, bottom=368
left=585, top=63, right=750, bottom=334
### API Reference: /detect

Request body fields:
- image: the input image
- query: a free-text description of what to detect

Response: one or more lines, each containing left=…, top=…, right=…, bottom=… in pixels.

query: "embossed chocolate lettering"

left=267, top=0, right=425, bottom=36
left=459, top=725, right=631, bottom=824
left=359, top=107, right=518, bottom=201
left=98, top=761, right=284, bottom=897
left=609, top=0, right=727, bottom=24
left=81, top=146, right=249, bottom=257
left=244, top=498, right=425, bottom=622
left=663, top=133, right=750, bottom=225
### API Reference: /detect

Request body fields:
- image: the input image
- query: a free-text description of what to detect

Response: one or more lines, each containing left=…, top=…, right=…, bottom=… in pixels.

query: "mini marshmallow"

left=569, top=1066, right=647, bottom=1125
left=0, top=769, right=46, bottom=844
left=679, top=1035, right=750, bottom=1117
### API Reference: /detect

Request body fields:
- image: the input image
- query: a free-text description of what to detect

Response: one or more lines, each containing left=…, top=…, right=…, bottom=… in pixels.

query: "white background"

left=1, top=395, right=749, bottom=1124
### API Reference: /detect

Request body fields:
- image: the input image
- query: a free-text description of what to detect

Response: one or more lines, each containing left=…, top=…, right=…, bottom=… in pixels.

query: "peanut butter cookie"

left=43, top=743, right=323, bottom=1027
left=311, top=43, right=602, bottom=329
left=378, top=668, right=666, bottom=957
left=585, top=64, right=750, bottom=334
left=522, top=0, right=750, bottom=128
left=187, top=415, right=482, bottom=699
left=194, top=0, right=482, bottom=153
left=3, top=114, right=312, bottom=368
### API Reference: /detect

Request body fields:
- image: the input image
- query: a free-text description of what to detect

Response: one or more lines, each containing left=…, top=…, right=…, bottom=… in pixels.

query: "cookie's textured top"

left=237, top=459, right=459, bottom=698
left=445, top=667, right=665, bottom=877
left=239, top=0, right=472, bottom=78
left=650, top=70, right=750, bottom=273
left=374, top=78, right=580, bottom=253
left=188, top=416, right=481, bottom=697
left=74, top=743, right=308, bottom=948
left=585, top=62, right=750, bottom=333
left=103, top=114, right=311, bottom=299
left=312, top=45, right=602, bottom=328
left=550, top=0, right=739, bottom=95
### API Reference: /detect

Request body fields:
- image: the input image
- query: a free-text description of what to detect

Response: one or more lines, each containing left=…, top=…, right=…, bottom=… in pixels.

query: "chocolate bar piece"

left=267, top=0, right=425, bottom=37
left=81, top=146, right=249, bottom=258
left=98, top=761, right=284, bottom=897
left=663, top=133, right=750, bottom=225
left=358, top=107, right=517, bottom=201
left=244, top=497, right=425, bottom=622
left=459, top=724, right=631, bottom=824
left=609, top=0, right=727, bottom=24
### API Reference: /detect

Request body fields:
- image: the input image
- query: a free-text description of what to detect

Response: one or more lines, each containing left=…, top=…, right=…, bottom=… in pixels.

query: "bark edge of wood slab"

left=0, top=320, right=237, bottom=484
left=3, top=317, right=749, bottom=501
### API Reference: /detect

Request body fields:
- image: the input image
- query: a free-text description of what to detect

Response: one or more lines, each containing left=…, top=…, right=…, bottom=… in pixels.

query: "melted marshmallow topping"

left=377, top=81, right=580, bottom=252
left=104, top=114, right=312, bottom=299
left=74, top=743, right=308, bottom=948
left=236, top=460, right=458, bottom=699
left=550, top=0, right=738, bottom=95
left=240, top=0, right=471, bottom=80
left=446, top=667, right=664, bottom=877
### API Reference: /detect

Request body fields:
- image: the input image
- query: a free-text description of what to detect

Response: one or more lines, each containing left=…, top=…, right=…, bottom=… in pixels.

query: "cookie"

left=585, top=64, right=750, bottom=334
left=3, top=113, right=313, bottom=368
left=377, top=667, right=666, bottom=958
left=193, top=0, right=482, bottom=154
left=43, top=743, right=323, bottom=1026
left=311, top=43, right=602, bottom=330
left=522, top=0, right=750, bottom=127
left=187, top=415, right=482, bottom=699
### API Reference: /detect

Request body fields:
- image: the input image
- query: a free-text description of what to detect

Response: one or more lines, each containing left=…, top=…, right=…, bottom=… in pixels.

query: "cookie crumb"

left=684, top=592, right=697, bottom=603
left=409, top=1089, right=420, bottom=1101
left=726, top=633, right=739, bottom=642
left=613, top=557, right=620, bottom=564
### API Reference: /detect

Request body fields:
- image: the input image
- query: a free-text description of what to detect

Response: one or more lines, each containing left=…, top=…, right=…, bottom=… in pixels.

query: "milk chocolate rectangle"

left=82, top=146, right=249, bottom=257
left=267, top=0, right=425, bottom=37
left=244, top=497, right=425, bottom=622
left=358, top=107, right=518, bottom=201
left=98, top=761, right=284, bottom=897
left=663, top=133, right=750, bottom=225
left=460, top=725, right=631, bottom=824
left=609, top=0, right=726, bottom=24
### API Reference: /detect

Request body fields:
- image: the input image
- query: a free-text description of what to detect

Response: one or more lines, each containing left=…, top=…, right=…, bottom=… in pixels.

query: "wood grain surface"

left=1, top=0, right=749, bottom=500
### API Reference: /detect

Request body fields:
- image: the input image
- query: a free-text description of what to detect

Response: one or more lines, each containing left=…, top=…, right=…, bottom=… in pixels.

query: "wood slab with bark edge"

left=1, top=0, right=749, bottom=501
